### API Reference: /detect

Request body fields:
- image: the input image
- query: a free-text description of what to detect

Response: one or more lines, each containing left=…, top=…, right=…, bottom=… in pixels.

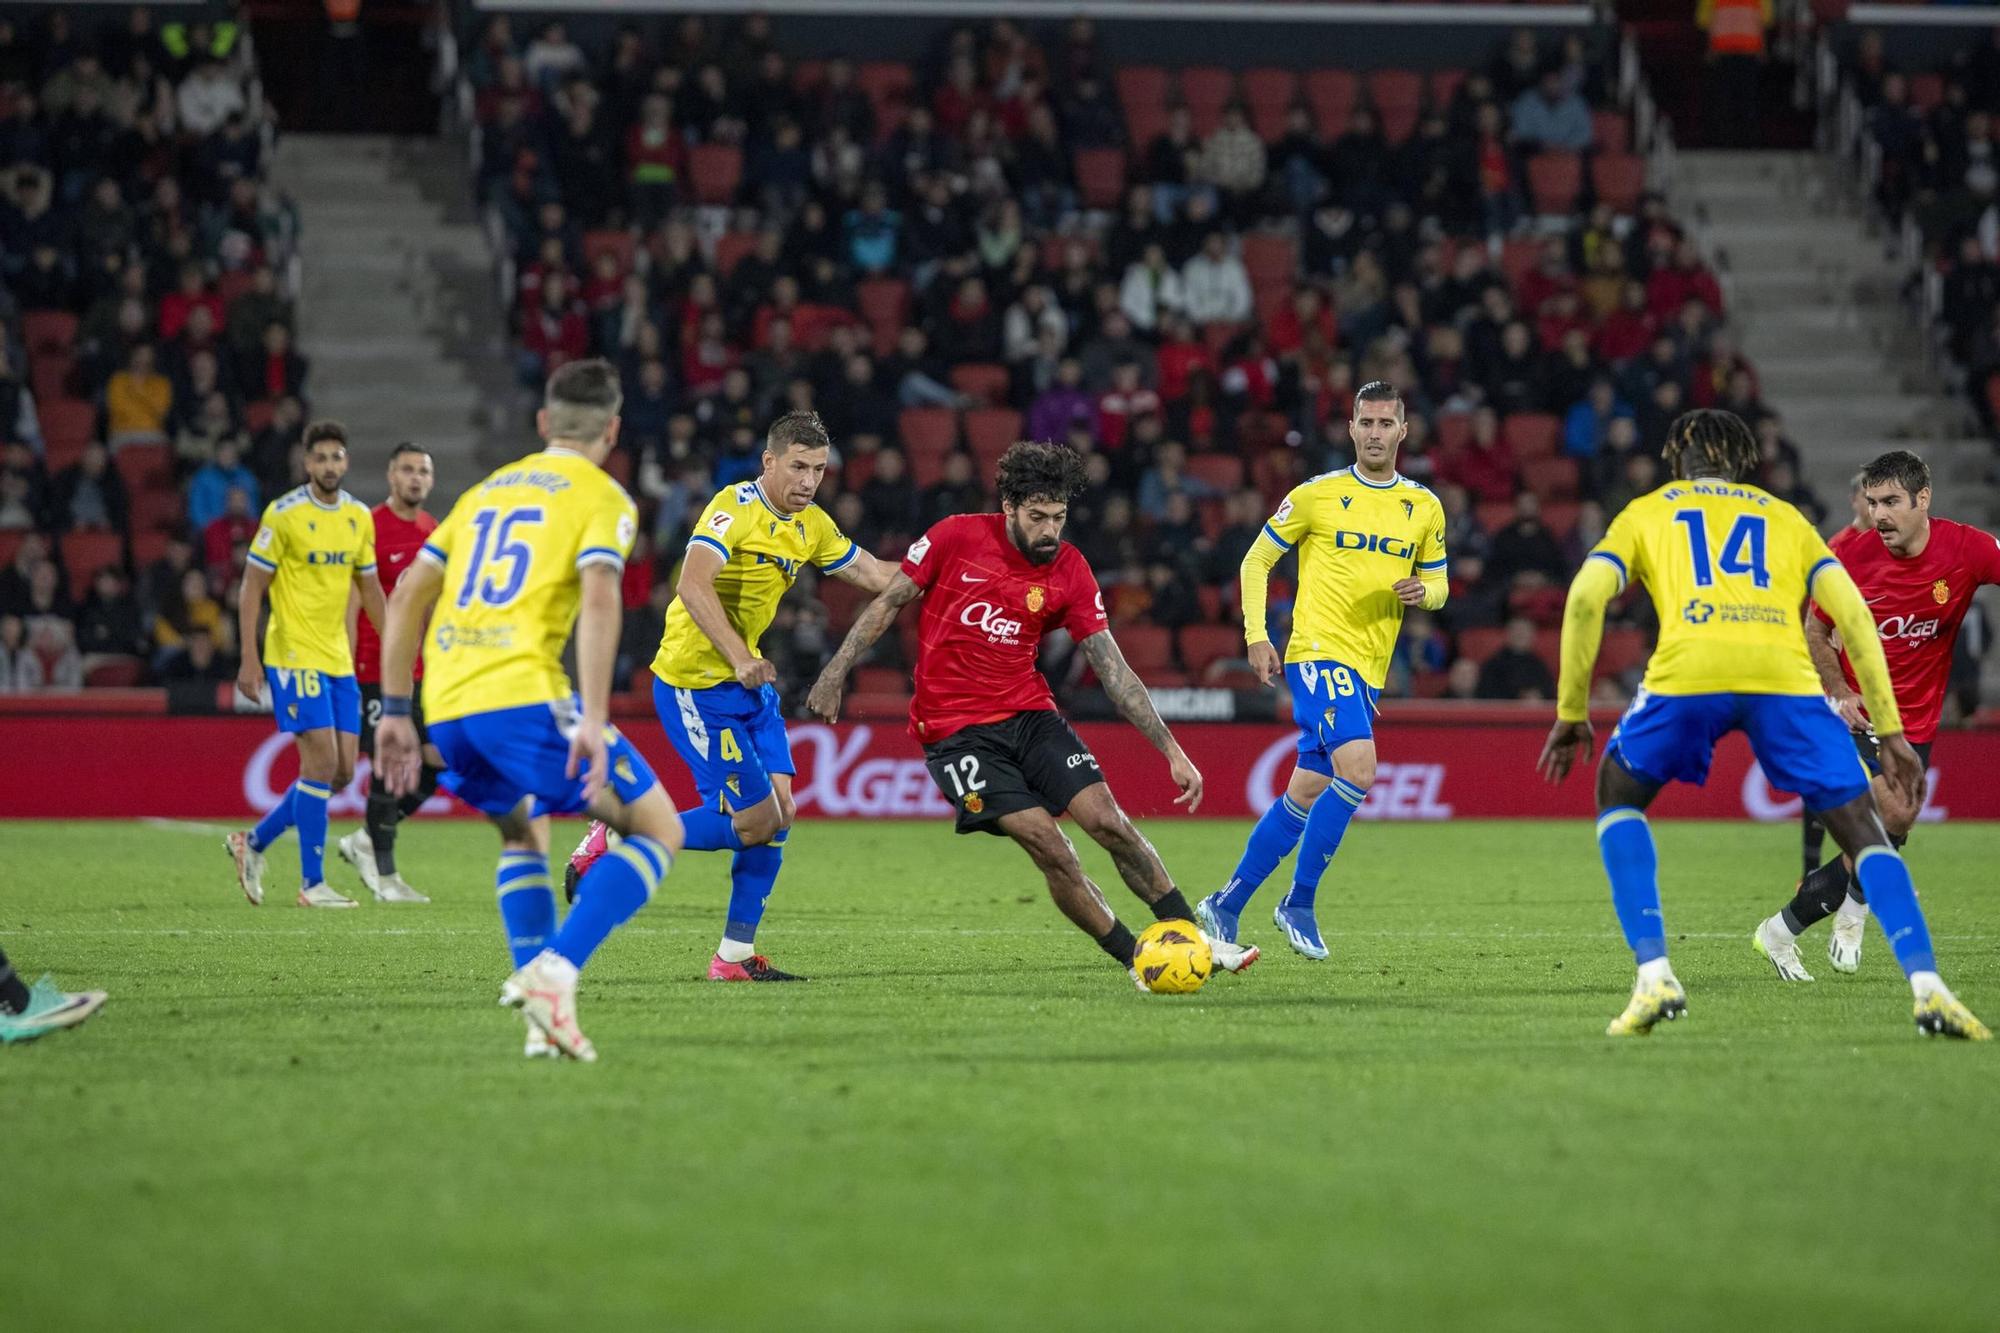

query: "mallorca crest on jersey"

left=964, top=792, right=984, bottom=814
left=1933, top=579, right=1950, bottom=605
left=1027, top=585, right=1045, bottom=614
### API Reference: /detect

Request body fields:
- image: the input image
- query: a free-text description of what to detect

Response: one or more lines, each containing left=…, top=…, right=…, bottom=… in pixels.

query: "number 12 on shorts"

left=941, top=755, right=986, bottom=798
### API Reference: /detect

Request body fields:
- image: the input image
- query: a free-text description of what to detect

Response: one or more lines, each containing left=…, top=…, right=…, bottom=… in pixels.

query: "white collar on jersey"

left=303, top=486, right=347, bottom=511
left=544, top=446, right=587, bottom=459
left=1344, top=466, right=1402, bottom=490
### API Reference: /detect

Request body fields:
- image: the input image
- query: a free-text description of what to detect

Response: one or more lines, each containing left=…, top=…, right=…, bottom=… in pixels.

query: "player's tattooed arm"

left=1807, top=615, right=1865, bottom=728
left=1080, top=630, right=1203, bottom=809
left=807, top=571, right=923, bottom=721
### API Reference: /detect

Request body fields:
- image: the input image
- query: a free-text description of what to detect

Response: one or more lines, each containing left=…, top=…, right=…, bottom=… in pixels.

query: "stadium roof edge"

left=469, top=0, right=1595, bottom=24
left=1843, top=3, right=2000, bottom=23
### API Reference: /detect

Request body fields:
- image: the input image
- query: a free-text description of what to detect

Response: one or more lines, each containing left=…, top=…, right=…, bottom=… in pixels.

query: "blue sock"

left=1852, top=845, right=1936, bottom=976
left=724, top=827, right=786, bottom=944
left=250, top=782, right=297, bottom=853
left=549, top=834, right=672, bottom=969
left=1596, top=807, right=1666, bottom=963
left=1215, top=795, right=1310, bottom=913
left=680, top=805, right=746, bottom=853
left=294, top=780, right=332, bottom=885
left=1286, top=777, right=1368, bottom=910
left=495, top=850, right=556, bottom=967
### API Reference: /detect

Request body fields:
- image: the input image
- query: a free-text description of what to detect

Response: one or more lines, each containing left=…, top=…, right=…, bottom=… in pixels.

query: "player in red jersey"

left=807, top=441, right=1258, bottom=985
left=340, top=442, right=442, bottom=903
left=1756, top=450, right=2000, bottom=979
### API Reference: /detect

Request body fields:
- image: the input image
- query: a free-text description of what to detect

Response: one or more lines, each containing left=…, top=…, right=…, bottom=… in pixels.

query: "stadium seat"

left=85, top=656, right=145, bottom=688
left=216, top=269, right=257, bottom=309
left=30, top=351, right=74, bottom=401
left=1539, top=500, right=1580, bottom=544
left=790, top=59, right=825, bottom=94
left=1499, top=237, right=1542, bottom=293
left=59, top=530, right=123, bottom=599
left=964, top=408, right=1021, bottom=475
left=243, top=399, right=276, bottom=434
left=1909, top=72, right=1944, bottom=112
left=1115, top=65, right=1170, bottom=126
left=1502, top=412, right=1561, bottom=459
left=1251, top=280, right=1293, bottom=325
left=1242, top=67, right=1297, bottom=140
left=1240, top=234, right=1297, bottom=287
left=857, top=277, right=911, bottom=355
left=898, top=407, right=958, bottom=458
left=130, top=528, right=171, bottom=567
left=1430, top=68, right=1468, bottom=110
left=712, top=230, right=758, bottom=278
left=1196, top=584, right=1224, bottom=624
left=1125, top=102, right=1170, bottom=155
left=1114, top=624, right=1174, bottom=675
left=0, top=530, right=23, bottom=569
left=128, top=487, right=184, bottom=534
left=949, top=363, right=1010, bottom=406
left=1592, top=110, right=1631, bottom=154
left=1185, top=454, right=1244, bottom=492
left=1527, top=152, right=1583, bottom=216
left=1303, top=70, right=1358, bottom=136
left=818, top=575, right=871, bottom=632
left=1521, top=456, right=1580, bottom=502
left=1177, top=623, right=1243, bottom=676
left=856, top=60, right=914, bottom=111
left=583, top=229, right=636, bottom=274
left=1368, top=69, right=1424, bottom=143
left=1073, top=147, right=1127, bottom=211
left=22, top=310, right=78, bottom=355
left=687, top=144, right=742, bottom=205
left=1475, top=500, right=1515, bottom=534
left=41, top=397, right=95, bottom=455
left=1179, top=66, right=1234, bottom=136
left=112, top=442, right=173, bottom=494
left=1457, top=627, right=1504, bottom=663
left=40, top=432, right=89, bottom=474
left=1591, top=152, right=1647, bottom=214
left=904, top=448, right=947, bottom=489
left=1433, top=412, right=1472, bottom=454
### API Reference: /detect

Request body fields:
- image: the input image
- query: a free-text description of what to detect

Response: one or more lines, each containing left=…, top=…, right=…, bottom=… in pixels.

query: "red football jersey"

left=900, top=513, right=1109, bottom=743
left=353, top=503, right=439, bottom=684
left=1812, top=517, right=2000, bottom=744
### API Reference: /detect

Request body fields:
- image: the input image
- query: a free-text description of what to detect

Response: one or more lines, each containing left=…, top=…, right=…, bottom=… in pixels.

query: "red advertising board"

left=2, top=706, right=1992, bottom=822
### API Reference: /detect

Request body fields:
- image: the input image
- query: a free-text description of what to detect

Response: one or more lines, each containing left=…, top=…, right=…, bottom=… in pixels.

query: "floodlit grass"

left=2, top=818, right=1994, bottom=1330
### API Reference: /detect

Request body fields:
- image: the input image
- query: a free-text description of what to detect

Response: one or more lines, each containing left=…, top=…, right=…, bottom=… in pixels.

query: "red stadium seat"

left=898, top=407, right=958, bottom=458
left=1499, top=237, right=1542, bottom=294
left=1243, top=67, right=1297, bottom=140
left=1114, top=623, right=1174, bottom=674
left=1433, top=412, right=1472, bottom=454
left=1527, top=152, right=1583, bottom=216
left=216, top=269, right=257, bottom=310
left=59, top=530, right=123, bottom=599
left=904, top=447, right=947, bottom=489
left=1303, top=70, right=1358, bottom=137
left=1430, top=68, right=1468, bottom=110
left=1073, top=147, right=1127, bottom=211
left=0, top=530, right=24, bottom=569
left=1592, top=110, right=1631, bottom=154
left=1539, top=500, right=1580, bottom=544
left=1591, top=152, right=1647, bottom=214
left=85, top=656, right=145, bottom=688
left=1458, top=626, right=1504, bottom=663
left=1177, top=623, right=1243, bottom=676
left=818, top=575, right=872, bottom=632
left=1909, top=73, right=1944, bottom=112
left=791, top=59, right=825, bottom=95
left=1196, top=584, right=1224, bottom=623
left=1240, top=233, right=1297, bottom=287
left=1115, top=66, right=1170, bottom=124
left=1378, top=102, right=1421, bottom=145
left=1368, top=69, right=1423, bottom=114
left=22, top=310, right=78, bottom=355
left=30, top=351, right=74, bottom=401
left=856, top=60, right=914, bottom=111
left=1185, top=454, right=1244, bottom=493
left=857, top=277, right=911, bottom=355
left=113, top=442, right=173, bottom=494
left=1179, top=66, right=1234, bottom=136
left=41, top=432, right=89, bottom=473
left=130, top=528, right=172, bottom=567
left=243, top=399, right=276, bottom=434
left=964, top=407, right=1021, bottom=474
left=583, top=229, right=636, bottom=274
left=1475, top=500, right=1515, bottom=534
left=687, top=144, right=742, bottom=205
left=1251, top=280, right=1293, bottom=325
left=128, top=487, right=184, bottom=534
left=949, top=363, right=1010, bottom=406
left=712, top=230, right=758, bottom=278
left=1521, top=456, right=1579, bottom=502
left=41, top=397, right=95, bottom=454
left=1502, top=412, right=1560, bottom=459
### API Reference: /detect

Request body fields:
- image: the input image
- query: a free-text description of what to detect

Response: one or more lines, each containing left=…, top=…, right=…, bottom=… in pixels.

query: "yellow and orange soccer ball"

left=1132, top=920, right=1213, bottom=995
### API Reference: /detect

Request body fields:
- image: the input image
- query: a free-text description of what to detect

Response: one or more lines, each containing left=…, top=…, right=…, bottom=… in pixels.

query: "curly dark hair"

left=995, top=440, right=1088, bottom=508
left=1663, top=409, right=1760, bottom=484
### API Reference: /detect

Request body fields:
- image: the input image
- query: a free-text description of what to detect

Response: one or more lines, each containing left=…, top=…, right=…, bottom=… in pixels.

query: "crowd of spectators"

left=464, top=12, right=1814, bottom=707
left=0, top=5, right=303, bottom=692
left=1848, top=28, right=2000, bottom=439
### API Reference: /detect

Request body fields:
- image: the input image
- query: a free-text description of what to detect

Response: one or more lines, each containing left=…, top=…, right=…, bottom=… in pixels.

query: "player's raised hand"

left=1391, top=576, right=1426, bottom=607
left=1248, top=641, right=1282, bottom=688
left=1167, top=748, right=1204, bottom=812
left=567, top=721, right=610, bottom=802
left=1537, top=719, right=1595, bottom=784
left=735, top=657, right=778, bottom=689
left=376, top=715, right=422, bottom=795
left=805, top=670, right=845, bottom=723
left=1830, top=688, right=1867, bottom=730
left=1878, top=734, right=1925, bottom=811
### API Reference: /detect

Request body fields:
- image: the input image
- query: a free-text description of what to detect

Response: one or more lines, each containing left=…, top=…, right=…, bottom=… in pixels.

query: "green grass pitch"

left=2, top=817, right=1995, bottom=1330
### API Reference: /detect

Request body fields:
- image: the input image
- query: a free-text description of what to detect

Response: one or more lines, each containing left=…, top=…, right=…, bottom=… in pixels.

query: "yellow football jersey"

left=1251, top=467, right=1447, bottom=687
left=417, top=448, right=638, bottom=724
left=1587, top=479, right=1834, bottom=697
left=247, top=487, right=376, bottom=675
left=652, top=481, right=859, bottom=689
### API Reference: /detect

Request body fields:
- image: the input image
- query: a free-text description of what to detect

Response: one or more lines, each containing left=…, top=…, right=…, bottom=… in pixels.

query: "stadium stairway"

left=271, top=134, right=515, bottom=496
left=1671, top=151, right=1995, bottom=522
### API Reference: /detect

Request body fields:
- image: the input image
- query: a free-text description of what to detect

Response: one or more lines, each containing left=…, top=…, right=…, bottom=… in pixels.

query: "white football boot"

left=1203, top=932, right=1261, bottom=975
left=336, top=829, right=382, bottom=896
left=500, top=950, right=596, bottom=1062
left=224, top=831, right=266, bottom=906
left=372, top=874, right=430, bottom=905
left=1753, top=915, right=1814, bottom=983
left=297, top=882, right=359, bottom=909
left=1828, top=907, right=1867, bottom=975
left=523, top=1023, right=559, bottom=1059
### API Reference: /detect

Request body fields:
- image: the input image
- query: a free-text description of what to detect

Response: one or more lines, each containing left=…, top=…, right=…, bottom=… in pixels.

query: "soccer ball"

left=1132, top=920, right=1213, bottom=995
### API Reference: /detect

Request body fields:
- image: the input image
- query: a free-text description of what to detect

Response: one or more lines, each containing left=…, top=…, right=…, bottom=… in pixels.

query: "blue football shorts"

left=653, top=676, right=794, bottom=811
left=266, top=667, right=360, bottom=736
left=430, top=696, right=660, bottom=818
left=1607, top=688, right=1872, bottom=813
left=1283, top=659, right=1382, bottom=778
